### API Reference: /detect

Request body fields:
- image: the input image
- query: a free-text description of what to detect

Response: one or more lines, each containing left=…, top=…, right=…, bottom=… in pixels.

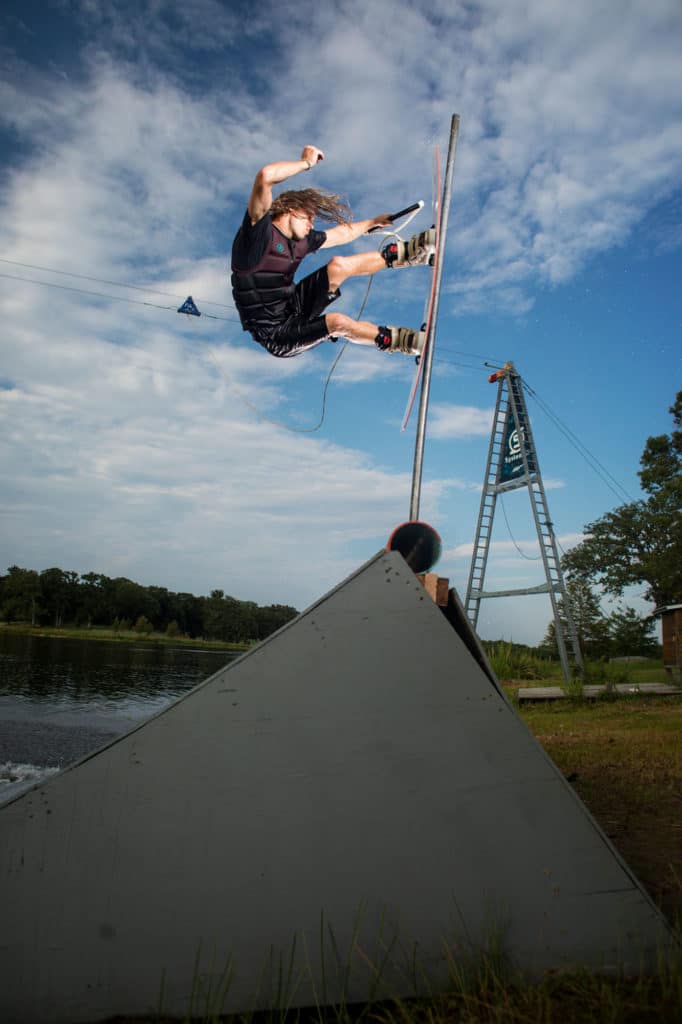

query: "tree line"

left=542, top=578, right=659, bottom=660
left=544, top=390, right=681, bottom=660
left=0, top=566, right=298, bottom=644
left=562, top=391, right=681, bottom=609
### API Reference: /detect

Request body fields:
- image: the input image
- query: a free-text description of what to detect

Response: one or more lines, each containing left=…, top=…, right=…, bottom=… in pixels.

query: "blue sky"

left=0, top=0, right=680, bottom=644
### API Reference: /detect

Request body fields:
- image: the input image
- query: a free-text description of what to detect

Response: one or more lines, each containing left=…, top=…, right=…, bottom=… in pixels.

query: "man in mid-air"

left=231, top=145, right=435, bottom=359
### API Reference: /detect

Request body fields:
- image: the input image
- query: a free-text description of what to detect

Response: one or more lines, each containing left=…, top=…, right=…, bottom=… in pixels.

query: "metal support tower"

left=464, top=363, right=584, bottom=682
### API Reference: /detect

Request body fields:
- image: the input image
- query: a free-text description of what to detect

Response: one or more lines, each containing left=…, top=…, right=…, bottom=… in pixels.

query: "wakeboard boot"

left=375, top=326, right=425, bottom=355
left=381, top=228, right=436, bottom=268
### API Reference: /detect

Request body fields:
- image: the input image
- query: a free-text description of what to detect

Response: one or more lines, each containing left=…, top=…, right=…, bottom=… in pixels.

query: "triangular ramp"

left=0, top=551, right=675, bottom=1022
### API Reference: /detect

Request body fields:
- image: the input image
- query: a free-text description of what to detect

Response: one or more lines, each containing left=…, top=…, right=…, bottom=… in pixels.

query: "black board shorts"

left=250, top=266, right=341, bottom=358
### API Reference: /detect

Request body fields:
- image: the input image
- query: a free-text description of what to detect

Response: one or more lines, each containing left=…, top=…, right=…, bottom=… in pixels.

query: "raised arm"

left=247, top=145, right=324, bottom=224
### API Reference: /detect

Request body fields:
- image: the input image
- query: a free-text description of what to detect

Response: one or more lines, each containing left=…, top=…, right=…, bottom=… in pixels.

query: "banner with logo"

left=499, top=408, right=535, bottom=483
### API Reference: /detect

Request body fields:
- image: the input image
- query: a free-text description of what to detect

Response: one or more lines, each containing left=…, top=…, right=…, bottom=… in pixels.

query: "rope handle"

left=367, top=200, right=424, bottom=233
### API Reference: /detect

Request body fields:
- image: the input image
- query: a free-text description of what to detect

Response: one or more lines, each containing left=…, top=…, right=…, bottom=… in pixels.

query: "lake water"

left=0, top=631, right=238, bottom=804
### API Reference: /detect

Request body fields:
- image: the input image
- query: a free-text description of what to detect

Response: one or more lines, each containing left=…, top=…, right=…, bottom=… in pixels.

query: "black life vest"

left=231, top=223, right=310, bottom=331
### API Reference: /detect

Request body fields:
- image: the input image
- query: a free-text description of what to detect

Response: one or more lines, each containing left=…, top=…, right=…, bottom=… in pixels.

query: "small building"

left=654, top=604, right=682, bottom=680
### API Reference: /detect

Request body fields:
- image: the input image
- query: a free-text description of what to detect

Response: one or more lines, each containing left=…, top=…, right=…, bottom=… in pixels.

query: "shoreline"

left=0, top=622, right=250, bottom=653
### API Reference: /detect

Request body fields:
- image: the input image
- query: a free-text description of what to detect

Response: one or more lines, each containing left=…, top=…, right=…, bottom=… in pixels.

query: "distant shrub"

left=486, top=641, right=555, bottom=681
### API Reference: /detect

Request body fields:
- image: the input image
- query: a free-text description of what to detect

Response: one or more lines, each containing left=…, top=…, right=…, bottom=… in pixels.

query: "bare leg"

left=326, top=252, right=386, bottom=292
left=323, top=253, right=387, bottom=345
left=322, top=247, right=427, bottom=353
left=325, top=311, right=379, bottom=346
left=325, top=228, right=436, bottom=292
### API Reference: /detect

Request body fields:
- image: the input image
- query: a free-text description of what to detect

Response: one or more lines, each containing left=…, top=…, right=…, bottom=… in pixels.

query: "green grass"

left=484, top=642, right=555, bottom=681
left=481, top=645, right=672, bottom=687
left=0, top=622, right=249, bottom=651
left=520, top=697, right=682, bottom=926
left=493, top=652, right=673, bottom=690
left=367, top=965, right=682, bottom=1024
left=116, top=905, right=682, bottom=1024
left=120, top=940, right=682, bottom=1024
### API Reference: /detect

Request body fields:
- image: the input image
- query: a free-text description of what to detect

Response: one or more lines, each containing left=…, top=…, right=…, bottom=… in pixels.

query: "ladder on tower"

left=465, top=363, right=584, bottom=683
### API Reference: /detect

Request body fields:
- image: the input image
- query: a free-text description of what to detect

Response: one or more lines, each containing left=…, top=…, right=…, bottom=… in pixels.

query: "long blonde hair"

left=270, top=188, right=352, bottom=225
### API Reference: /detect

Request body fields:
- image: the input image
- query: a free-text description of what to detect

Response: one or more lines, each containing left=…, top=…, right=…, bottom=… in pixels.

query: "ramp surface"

left=0, top=551, right=674, bottom=1022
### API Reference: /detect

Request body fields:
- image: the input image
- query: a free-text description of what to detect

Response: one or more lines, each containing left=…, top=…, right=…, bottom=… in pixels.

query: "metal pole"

left=409, top=114, right=460, bottom=521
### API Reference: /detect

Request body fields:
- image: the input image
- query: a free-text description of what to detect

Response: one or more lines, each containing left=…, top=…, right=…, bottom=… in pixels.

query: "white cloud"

left=0, top=0, right=679, bottom=637
left=429, top=403, right=494, bottom=439
left=445, top=532, right=583, bottom=562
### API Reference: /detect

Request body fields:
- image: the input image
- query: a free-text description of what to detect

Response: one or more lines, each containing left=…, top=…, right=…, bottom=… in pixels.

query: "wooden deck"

left=516, top=681, right=682, bottom=702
